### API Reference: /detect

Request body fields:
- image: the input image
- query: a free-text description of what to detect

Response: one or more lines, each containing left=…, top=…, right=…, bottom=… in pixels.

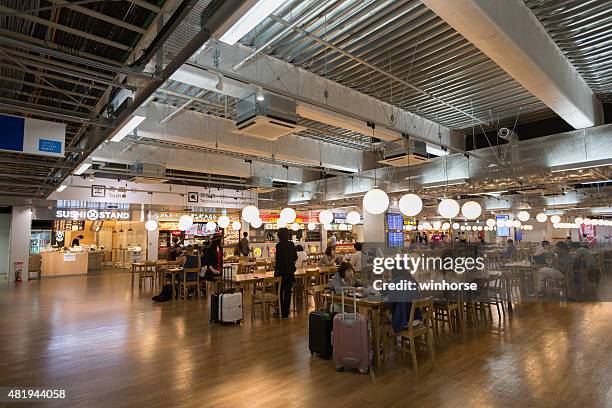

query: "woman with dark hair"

left=295, top=244, right=308, bottom=268
left=319, top=246, right=336, bottom=267
left=275, top=227, right=297, bottom=319
left=330, top=261, right=362, bottom=293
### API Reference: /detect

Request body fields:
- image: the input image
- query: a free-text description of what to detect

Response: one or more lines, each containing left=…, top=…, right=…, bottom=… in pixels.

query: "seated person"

left=175, top=245, right=201, bottom=297
left=536, top=241, right=573, bottom=293
left=533, top=240, right=552, bottom=265
left=500, top=239, right=517, bottom=260
left=330, top=261, right=362, bottom=293
left=319, top=246, right=336, bottom=267
left=385, top=269, right=421, bottom=334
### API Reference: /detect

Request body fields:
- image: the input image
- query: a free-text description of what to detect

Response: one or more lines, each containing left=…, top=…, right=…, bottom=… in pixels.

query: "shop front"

left=249, top=213, right=324, bottom=258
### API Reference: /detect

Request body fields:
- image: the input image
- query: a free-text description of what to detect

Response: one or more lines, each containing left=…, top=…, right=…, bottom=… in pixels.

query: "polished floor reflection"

left=1, top=273, right=611, bottom=408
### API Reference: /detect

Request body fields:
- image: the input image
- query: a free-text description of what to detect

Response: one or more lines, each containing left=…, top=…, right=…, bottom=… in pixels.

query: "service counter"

left=251, top=241, right=322, bottom=258
left=41, top=250, right=110, bottom=277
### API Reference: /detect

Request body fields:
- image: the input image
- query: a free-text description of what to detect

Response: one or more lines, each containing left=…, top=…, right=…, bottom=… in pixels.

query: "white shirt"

left=350, top=251, right=362, bottom=272
left=296, top=251, right=308, bottom=268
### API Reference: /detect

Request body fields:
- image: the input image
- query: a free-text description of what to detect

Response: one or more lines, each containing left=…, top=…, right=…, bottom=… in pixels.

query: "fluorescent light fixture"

left=110, top=112, right=146, bottom=143
left=219, top=0, right=286, bottom=45
left=56, top=184, right=68, bottom=192
left=421, top=178, right=467, bottom=189
left=581, top=180, right=611, bottom=185
left=426, top=145, right=448, bottom=156
left=215, top=73, right=224, bottom=91
left=74, top=162, right=92, bottom=176
left=550, top=159, right=612, bottom=173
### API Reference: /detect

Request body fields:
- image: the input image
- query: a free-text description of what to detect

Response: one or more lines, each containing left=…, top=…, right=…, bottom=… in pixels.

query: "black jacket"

left=275, top=241, right=297, bottom=279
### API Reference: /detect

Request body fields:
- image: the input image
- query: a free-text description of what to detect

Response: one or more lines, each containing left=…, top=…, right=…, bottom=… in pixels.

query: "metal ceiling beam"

left=0, top=5, right=131, bottom=51
left=0, top=37, right=158, bottom=80
left=0, top=76, right=99, bottom=101
left=49, top=0, right=253, bottom=198
left=421, top=0, right=604, bottom=129
left=46, top=0, right=147, bottom=34
left=0, top=100, right=113, bottom=127
left=268, top=15, right=489, bottom=127
left=127, top=0, right=162, bottom=13
left=0, top=156, right=73, bottom=169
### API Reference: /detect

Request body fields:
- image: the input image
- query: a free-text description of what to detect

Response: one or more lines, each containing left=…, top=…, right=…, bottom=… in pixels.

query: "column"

left=362, top=211, right=385, bottom=244
left=9, top=206, right=32, bottom=282
left=147, top=211, right=159, bottom=261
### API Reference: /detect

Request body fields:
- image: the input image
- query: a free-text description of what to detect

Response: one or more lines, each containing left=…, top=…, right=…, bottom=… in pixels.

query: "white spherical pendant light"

left=583, top=218, right=591, bottom=225
left=145, top=220, right=158, bottom=231
left=503, top=219, right=514, bottom=228
left=497, top=219, right=505, bottom=227
left=307, top=222, right=316, bottom=231
left=291, top=223, right=300, bottom=231
left=250, top=217, right=263, bottom=228
left=206, top=221, right=217, bottom=232
left=323, top=223, right=332, bottom=231
left=217, top=215, right=230, bottom=229
left=550, top=215, right=561, bottom=224
left=231, top=221, right=241, bottom=231
left=338, top=223, right=348, bottom=231
left=346, top=211, right=361, bottom=225
left=279, top=207, right=296, bottom=223
left=277, top=219, right=287, bottom=228
left=452, top=222, right=460, bottom=230
left=536, top=213, right=547, bottom=223
left=438, top=198, right=460, bottom=219
left=433, top=221, right=442, bottom=230
left=178, top=214, right=194, bottom=231
left=471, top=225, right=478, bottom=231
left=241, top=205, right=259, bottom=223
left=318, top=210, right=334, bottom=224
left=442, top=222, right=450, bottom=231
left=477, top=226, right=483, bottom=231
left=398, top=193, right=422, bottom=217
left=460, top=225, right=466, bottom=231
left=461, top=201, right=482, bottom=220
left=517, top=211, right=530, bottom=222
left=486, top=218, right=496, bottom=228
left=363, top=188, right=389, bottom=215
left=512, top=220, right=521, bottom=228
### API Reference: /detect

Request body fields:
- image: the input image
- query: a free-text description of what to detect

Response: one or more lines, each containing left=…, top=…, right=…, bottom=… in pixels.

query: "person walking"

left=274, top=228, right=297, bottom=319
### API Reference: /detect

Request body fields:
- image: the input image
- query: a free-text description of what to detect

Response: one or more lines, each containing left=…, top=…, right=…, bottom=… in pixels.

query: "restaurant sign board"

left=55, top=209, right=131, bottom=221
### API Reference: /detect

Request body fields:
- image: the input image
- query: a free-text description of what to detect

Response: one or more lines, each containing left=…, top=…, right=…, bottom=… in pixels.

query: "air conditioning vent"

left=129, top=176, right=168, bottom=184
left=231, top=116, right=306, bottom=140
left=378, top=139, right=428, bottom=167
left=379, top=153, right=429, bottom=167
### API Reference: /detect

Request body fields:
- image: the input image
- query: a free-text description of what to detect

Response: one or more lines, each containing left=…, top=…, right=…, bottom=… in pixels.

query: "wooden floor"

left=1, top=272, right=611, bottom=408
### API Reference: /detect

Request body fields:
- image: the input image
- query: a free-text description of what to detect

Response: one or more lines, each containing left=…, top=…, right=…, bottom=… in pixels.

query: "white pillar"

left=9, top=206, right=32, bottom=282
left=147, top=212, right=159, bottom=261
left=362, top=212, right=385, bottom=244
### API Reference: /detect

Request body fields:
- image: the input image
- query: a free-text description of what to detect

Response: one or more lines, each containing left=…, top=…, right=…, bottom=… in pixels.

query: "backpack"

left=152, top=284, right=173, bottom=302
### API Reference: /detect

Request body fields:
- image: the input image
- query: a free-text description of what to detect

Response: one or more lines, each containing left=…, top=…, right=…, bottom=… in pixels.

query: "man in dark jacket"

left=274, top=228, right=297, bottom=319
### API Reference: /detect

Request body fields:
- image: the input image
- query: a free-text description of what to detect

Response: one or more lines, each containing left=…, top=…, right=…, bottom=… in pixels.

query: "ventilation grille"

left=231, top=116, right=306, bottom=140
left=129, top=176, right=168, bottom=184
left=378, top=154, right=429, bottom=167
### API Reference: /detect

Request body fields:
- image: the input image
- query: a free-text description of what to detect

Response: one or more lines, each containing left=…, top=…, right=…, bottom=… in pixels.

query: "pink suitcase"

left=332, top=289, right=371, bottom=374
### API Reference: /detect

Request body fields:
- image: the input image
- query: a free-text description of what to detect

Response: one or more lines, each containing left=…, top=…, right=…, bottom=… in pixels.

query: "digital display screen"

left=496, top=215, right=510, bottom=237
left=386, top=213, right=403, bottom=230
left=387, top=232, right=404, bottom=248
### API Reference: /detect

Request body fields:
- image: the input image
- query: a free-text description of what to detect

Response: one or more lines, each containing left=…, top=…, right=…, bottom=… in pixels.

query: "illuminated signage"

left=55, top=209, right=130, bottom=221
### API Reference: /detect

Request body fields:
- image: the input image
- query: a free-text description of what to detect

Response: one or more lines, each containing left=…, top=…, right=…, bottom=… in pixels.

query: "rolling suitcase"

left=309, top=309, right=334, bottom=359
left=218, top=292, right=243, bottom=324
left=333, top=289, right=371, bottom=373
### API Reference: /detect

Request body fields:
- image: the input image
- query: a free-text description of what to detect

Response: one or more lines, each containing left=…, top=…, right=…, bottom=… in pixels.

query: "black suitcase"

left=309, top=309, right=334, bottom=359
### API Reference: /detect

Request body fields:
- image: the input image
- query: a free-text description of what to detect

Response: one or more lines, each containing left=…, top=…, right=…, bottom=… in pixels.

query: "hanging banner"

left=0, top=114, right=65, bottom=158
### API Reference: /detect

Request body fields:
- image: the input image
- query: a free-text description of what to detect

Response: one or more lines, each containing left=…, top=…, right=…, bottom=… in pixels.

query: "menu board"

left=387, top=231, right=404, bottom=248
left=53, top=220, right=84, bottom=231
left=386, top=213, right=403, bottom=230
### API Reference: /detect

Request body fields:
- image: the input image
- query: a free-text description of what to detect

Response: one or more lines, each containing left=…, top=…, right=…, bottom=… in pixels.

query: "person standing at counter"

left=71, top=235, right=84, bottom=247
left=239, top=232, right=251, bottom=257
left=275, top=228, right=297, bottom=319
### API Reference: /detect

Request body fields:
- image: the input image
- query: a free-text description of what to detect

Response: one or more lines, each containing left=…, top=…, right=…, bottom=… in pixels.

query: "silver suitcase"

left=219, top=292, right=243, bottom=323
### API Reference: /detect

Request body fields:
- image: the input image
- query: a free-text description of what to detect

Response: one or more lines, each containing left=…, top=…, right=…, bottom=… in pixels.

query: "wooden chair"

left=397, top=299, right=435, bottom=374
left=252, top=276, right=281, bottom=321
left=139, top=261, right=157, bottom=289
left=311, top=284, right=329, bottom=310
left=178, top=267, right=200, bottom=300
left=433, top=299, right=463, bottom=341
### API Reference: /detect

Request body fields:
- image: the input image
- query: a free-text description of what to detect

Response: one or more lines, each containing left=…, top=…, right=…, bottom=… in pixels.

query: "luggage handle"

left=341, top=287, right=357, bottom=320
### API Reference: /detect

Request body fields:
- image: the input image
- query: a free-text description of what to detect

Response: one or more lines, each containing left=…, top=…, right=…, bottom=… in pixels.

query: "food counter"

left=40, top=250, right=110, bottom=277
left=251, top=241, right=321, bottom=258
left=41, top=251, right=88, bottom=277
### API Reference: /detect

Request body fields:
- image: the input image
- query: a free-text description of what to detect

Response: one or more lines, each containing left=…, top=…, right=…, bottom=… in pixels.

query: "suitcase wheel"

left=335, top=366, right=344, bottom=372
left=361, top=368, right=370, bottom=375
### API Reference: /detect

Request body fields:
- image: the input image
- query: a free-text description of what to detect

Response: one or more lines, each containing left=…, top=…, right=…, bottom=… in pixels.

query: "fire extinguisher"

left=14, top=261, right=23, bottom=283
